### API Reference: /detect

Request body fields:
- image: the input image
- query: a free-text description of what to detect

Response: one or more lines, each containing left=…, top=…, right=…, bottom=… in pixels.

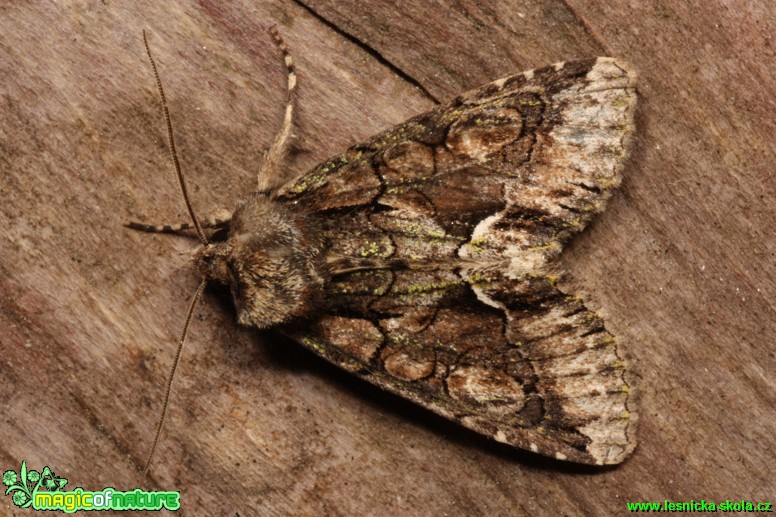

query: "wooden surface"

left=1, top=1, right=774, bottom=515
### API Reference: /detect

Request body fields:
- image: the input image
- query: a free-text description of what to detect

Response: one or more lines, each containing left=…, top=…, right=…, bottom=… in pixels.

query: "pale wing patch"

left=546, top=59, right=636, bottom=185
left=579, top=418, right=632, bottom=465
left=446, top=366, right=526, bottom=412
left=535, top=346, right=620, bottom=377
left=445, top=107, right=523, bottom=161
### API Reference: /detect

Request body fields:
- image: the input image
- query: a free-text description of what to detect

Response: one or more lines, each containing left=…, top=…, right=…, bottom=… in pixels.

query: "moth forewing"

left=272, top=57, right=638, bottom=466
left=135, top=26, right=637, bottom=474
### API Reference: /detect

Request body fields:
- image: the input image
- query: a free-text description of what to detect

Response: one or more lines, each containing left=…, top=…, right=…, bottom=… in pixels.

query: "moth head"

left=194, top=241, right=232, bottom=285
left=193, top=193, right=326, bottom=329
left=136, top=28, right=309, bottom=485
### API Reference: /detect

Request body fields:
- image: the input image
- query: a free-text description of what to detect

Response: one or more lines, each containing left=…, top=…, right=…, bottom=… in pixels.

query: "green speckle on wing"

left=610, top=411, right=631, bottom=422
left=332, top=285, right=352, bottom=294
left=300, top=336, right=324, bottom=353
left=290, top=171, right=325, bottom=193
left=598, top=334, right=616, bottom=346
left=596, top=176, right=617, bottom=188
left=565, top=293, right=585, bottom=305
left=424, top=228, right=448, bottom=239
left=466, top=236, right=491, bottom=253
left=388, top=333, right=425, bottom=350
left=525, top=241, right=561, bottom=253
left=467, top=271, right=494, bottom=286
left=358, top=241, right=380, bottom=257
left=405, top=279, right=463, bottom=296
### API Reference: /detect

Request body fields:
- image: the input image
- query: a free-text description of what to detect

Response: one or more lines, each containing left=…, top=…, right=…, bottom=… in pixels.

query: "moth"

left=132, top=28, right=638, bottom=476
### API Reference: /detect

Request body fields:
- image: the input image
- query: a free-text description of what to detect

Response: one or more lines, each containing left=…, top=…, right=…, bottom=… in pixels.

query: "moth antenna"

left=257, top=26, right=297, bottom=194
left=142, top=30, right=208, bottom=245
left=125, top=211, right=231, bottom=235
left=141, top=279, right=207, bottom=486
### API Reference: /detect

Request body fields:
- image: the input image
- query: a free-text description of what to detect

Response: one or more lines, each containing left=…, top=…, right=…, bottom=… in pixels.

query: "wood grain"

left=1, top=1, right=773, bottom=515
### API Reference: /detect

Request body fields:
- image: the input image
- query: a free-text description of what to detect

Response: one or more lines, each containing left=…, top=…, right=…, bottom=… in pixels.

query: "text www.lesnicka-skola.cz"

left=626, top=499, right=772, bottom=512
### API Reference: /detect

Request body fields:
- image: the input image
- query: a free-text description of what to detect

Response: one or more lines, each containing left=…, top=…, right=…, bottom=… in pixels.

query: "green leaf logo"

left=3, top=461, right=68, bottom=509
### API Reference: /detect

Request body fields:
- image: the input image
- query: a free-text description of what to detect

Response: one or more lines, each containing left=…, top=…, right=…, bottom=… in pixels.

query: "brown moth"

left=133, top=29, right=638, bottom=474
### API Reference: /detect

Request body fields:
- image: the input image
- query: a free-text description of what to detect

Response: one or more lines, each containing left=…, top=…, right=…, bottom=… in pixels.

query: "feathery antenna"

left=141, top=279, right=207, bottom=486
left=142, top=30, right=208, bottom=244
left=140, top=31, right=210, bottom=486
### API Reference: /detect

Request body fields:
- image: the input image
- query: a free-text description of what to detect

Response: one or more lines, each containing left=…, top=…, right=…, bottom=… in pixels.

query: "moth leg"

left=126, top=209, right=231, bottom=235
left=257, top=26, right=297, bottom=194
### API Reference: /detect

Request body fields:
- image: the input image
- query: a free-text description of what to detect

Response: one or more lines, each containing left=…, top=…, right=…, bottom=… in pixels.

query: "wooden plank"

left=1, top=0, right=773, bottom=514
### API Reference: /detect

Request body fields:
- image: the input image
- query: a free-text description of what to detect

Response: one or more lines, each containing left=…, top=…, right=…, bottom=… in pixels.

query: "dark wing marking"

left=278, top=58, right=637, bottom=464
left=286, top=274, right=632, bottom=465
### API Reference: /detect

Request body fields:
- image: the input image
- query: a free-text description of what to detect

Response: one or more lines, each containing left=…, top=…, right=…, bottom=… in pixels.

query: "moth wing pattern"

left=274, top=57, right=637, bottom=465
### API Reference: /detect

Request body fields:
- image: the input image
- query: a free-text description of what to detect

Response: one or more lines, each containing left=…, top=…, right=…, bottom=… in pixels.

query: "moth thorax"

left=194, top=193, right=326, bottom=329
